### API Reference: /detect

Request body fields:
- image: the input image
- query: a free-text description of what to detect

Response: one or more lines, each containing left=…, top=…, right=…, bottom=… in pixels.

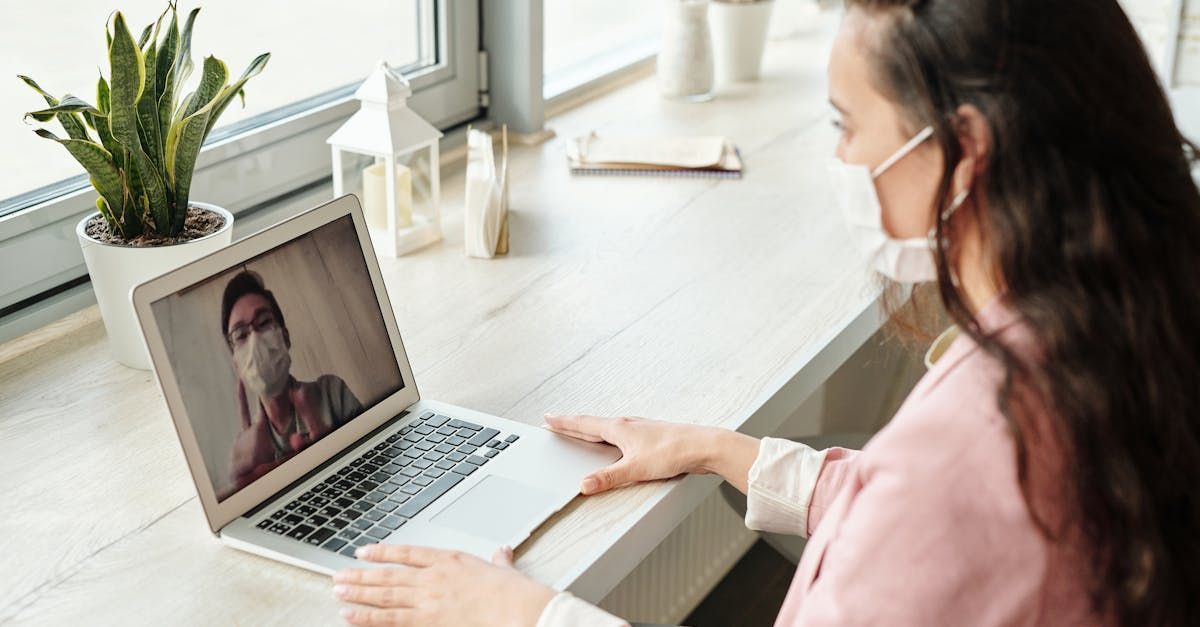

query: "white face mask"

left=827, top=126, right=967, bottom=283
left=233, top=325, right=292, bottom=399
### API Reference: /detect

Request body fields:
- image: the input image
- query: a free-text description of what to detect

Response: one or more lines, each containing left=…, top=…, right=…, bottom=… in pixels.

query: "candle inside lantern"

left=361, top=161, right=413, bottom=231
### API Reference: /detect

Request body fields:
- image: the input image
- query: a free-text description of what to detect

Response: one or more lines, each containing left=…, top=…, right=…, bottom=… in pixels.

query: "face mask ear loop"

left=929, top=187, right=970, bottom=287
left=871, top=126, right=935, bottom=178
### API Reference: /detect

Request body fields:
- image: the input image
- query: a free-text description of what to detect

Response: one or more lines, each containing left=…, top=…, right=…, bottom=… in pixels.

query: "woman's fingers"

left=340, top=606, right=412, bottom=626
left=356, top=543, right=446, bottom=567
left=541, top=422, right=606, bottom=443
left=544, top=414, right=617, bottom=441
left=581, top=459, right=637, bottom=495
left=491, top=545, right=514, bottom=567
left=335, top=583, right=418, bottom=608
left=334, top=566, right=419, bottom=587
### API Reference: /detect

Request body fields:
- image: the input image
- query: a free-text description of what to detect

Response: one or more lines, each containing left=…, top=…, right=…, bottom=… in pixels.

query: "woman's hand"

left=335, top=544, right=556, bottom=627
left=543, top=414, right=759, bottom=495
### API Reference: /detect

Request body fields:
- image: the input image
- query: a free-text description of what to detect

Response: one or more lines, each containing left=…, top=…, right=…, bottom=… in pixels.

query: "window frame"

left=0, top=0, right=480, bottom=328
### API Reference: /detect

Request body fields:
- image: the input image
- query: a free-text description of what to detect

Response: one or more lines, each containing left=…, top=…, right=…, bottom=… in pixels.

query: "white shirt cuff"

left=744, top=436, right=828, bottom=537
left=535, top=591, right=629, bottom=627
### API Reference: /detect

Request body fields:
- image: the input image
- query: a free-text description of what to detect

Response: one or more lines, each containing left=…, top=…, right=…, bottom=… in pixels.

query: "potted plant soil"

left=20, top=3, right=269, bottom=369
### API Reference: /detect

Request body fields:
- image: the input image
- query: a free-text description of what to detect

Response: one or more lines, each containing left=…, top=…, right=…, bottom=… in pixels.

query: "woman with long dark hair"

left=329, top=1, right=1200, bottom=624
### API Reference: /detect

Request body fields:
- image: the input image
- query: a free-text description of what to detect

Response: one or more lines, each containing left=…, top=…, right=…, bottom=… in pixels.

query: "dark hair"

left=220, top=270, right=287, bottom=348
left=846, top=0, right=1200, bottom=623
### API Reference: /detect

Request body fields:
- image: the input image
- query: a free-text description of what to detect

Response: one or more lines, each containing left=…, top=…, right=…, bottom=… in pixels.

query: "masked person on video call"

left=326, top=0, right=1200, bottom=625
left=222, top=271, right=363, bottom=493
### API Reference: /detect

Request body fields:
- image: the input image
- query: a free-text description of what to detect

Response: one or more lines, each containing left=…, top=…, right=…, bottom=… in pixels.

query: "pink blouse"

left=537, top=298, right=1103, bottom=626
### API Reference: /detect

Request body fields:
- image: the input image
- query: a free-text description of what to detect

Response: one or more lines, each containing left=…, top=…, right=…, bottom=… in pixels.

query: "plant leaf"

left=138, top=41, right=161, bottom=170
left=156, top=7, right=179, bottom=138
left=110, top=12, right=169, bottom=234
left=202, top=52, right=270, bottom=139
left=97, top=75, right=110, bottom=115
left=166, top=56, right=226, bottom=180
left=174, top=7, right=201, bottom=87
left=34, top=128, right=131, bottom=238
left=24, top=95, right=100, bottom=122
left=18, top=75, right=92, bottom=141
left=183, top=55, right=228, bottom=119
left=137, top=23, right=154, bottom=49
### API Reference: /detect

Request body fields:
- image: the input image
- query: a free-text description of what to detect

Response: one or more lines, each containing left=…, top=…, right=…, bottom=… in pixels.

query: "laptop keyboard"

left=253, top=411, right=519, bottom=558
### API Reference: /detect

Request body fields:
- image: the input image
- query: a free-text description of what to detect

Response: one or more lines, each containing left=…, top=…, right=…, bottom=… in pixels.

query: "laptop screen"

left=149, top=215, right=405, bottom=502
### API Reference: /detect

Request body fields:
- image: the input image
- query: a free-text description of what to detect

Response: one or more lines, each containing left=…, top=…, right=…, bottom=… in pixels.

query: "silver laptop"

left=132, top=195, right=619, bottom=573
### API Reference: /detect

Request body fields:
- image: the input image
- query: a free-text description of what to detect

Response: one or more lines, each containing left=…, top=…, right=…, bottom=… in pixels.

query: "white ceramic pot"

left=710, top=0, right=775, bottom=83
left=76, top=202, right=234, bottom=370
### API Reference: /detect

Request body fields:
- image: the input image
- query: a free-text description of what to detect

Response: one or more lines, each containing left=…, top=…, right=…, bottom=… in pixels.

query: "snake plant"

left=19, top=3, right=269, bottom=240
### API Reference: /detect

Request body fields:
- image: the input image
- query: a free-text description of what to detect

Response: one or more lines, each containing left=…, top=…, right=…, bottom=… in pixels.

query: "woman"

left=330, top=0, right=1200, bottom=624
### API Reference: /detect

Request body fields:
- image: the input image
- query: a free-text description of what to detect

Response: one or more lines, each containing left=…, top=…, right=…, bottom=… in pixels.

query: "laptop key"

left=426, top=434, right=446, bottom=443
left=322, top=538, right=348, bottom=553
left=434, top=460, right=455, bottom=471
left=397, top=473, right=464, bottom=518
left=446, top=436, right=467, bottom=446
left=370, top=472, right=390, bottom=483
left=269, top=523, right=291, bottom=535
left=467, top=428, right=500, bottom=447
left=364, top=510, right=385, bottom=522
left=505, top=434, right=519, bottom=443
left=340, top=546, right=359, bottom=558
left=414, top=425, right=435, bottom=436
left=494, top=441, right=509, bottom=450
left=423, top=468, right=445, bottom=478
left=283, top=514, right=304, bottom=526
left=334, top=497, right=354, bottom=509
left=351, top=501, right=372, bottom=512
left=447, top=451, right=467, bottom=463
left=418, top=411, right=435, bottom=421
left=341, top=510, right=363, bottom=521
left=346, top=488, right=367, bottom=500
left=414, top=441, right=434, bottom=451
left=448, top=419, right=482, bottom=431
left=305, top=527, right=335, bottom=546
left=412, top=459, right=433, bottom=470
left=426, top=414, right=450, bottom=427
left=466, top=455, right=488, bottom=466
left=287, top=524, right=315, bottom=540
left=310, top=496, right=330, bottom=507
left=365, top=526, right=390, bottom=540
left=351, top=519, right=372, bottom=531
left=399, top=466, right=421, bottom=478
left=401, top=485, right=422, bottom=495
left=359, top=480, right=379, bottom=492
left=422, top=451, right=444, bottom=462
left=483, top=449, right=498, bottom=458
left=412, top=476, right=434, bottom=487
left=307, top=515, right=329, bottom=527
left=377, top=484, right=398, bottom=495
left=337, top=528, right=359, bottom=541
left=256, top=519, right=272, bottom=530
left=451, top=462, right=477, bottom=477
left=486, top=439, right=501, bottom=448
left=380, top=515, right=405, bottom=530
left=435, top=426, right=456, bottom=436
left=458, top=444, right=479, bottom=455
left=375, top=501, right=397, bottom=513
left=434, top=443, right=454, bottom=454
left=352, top=537, right=372, bottom=547
left=327, top=518, right=349, bottom=530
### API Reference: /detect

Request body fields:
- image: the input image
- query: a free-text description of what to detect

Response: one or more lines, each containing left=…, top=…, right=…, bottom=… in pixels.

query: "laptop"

left=131, top=194, right=620, bottom=573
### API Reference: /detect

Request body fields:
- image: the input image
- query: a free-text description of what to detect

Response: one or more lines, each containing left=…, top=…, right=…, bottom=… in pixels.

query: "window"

left=542, top=1, right=662, bottom=99
left=0, top=0, right=479, bottom=331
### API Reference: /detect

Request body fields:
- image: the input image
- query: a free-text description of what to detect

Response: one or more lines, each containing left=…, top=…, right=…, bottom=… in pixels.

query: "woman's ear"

left=951, top=104, right=992, bottom=196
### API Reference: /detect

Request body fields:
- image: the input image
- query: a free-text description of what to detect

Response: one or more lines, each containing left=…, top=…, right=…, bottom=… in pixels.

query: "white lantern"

left=327, top=60, right=443, bottom=256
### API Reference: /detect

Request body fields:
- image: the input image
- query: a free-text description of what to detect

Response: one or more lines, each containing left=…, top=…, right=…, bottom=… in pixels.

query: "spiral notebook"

left=567, top=132, right=743, bottom=179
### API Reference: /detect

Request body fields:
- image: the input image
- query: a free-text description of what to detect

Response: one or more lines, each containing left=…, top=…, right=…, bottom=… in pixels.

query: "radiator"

left=597, top=487, right=759, bottom=625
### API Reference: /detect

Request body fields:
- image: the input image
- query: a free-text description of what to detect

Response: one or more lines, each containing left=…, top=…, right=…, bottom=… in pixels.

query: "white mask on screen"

left=827, top=125, right=969, bottom=284
left=234, top=325, right=292, bottom=399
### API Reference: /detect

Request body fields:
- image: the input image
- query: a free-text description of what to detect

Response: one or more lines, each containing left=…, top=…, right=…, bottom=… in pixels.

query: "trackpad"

left=431, top=475, right=557, bottom=543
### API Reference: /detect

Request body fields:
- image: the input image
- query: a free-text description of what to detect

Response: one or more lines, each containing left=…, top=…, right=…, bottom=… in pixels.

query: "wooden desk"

left=0, top=23, right=881, bottom=625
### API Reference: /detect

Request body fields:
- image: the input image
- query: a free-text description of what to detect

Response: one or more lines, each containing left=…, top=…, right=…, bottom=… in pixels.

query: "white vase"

left=76, top=202, right=234, bottom=370
left=710, top=0, right=775, bottom=83
left=658, top=0, right=715, bottom=102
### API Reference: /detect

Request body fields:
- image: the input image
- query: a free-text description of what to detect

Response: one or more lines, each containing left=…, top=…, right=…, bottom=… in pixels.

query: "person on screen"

left=221, top=271, right=363, bottom=492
